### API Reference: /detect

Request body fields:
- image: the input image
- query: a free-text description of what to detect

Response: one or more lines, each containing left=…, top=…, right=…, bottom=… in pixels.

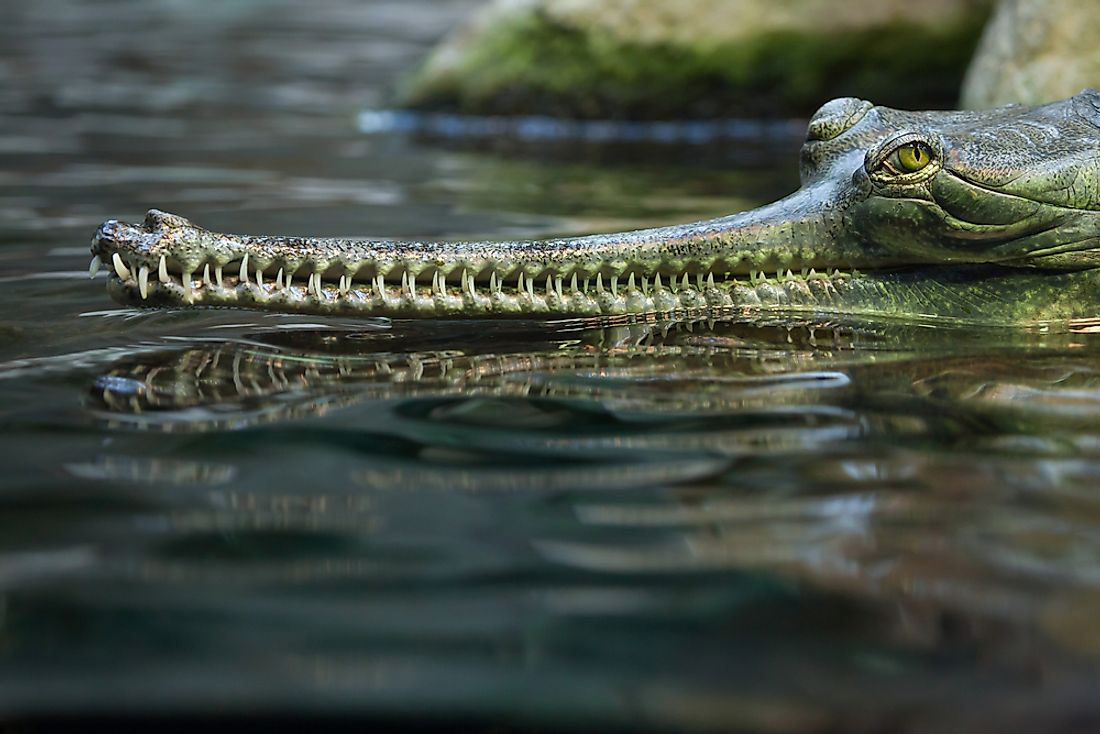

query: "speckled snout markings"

left=92, top=92, right=1100, bottom=325
left=89, top=208, right=870, bottom=319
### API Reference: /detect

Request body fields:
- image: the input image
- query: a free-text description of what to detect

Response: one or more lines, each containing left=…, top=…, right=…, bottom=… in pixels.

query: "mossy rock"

left=400, top=0, right=992, bottom=119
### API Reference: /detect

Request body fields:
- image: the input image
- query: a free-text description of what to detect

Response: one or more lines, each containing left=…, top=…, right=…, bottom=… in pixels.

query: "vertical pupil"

left=901, top=144, right=926, bottom=169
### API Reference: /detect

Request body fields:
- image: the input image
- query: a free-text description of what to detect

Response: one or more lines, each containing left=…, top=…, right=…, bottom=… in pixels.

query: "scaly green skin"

left=91, top=92, right=1100, bottom=326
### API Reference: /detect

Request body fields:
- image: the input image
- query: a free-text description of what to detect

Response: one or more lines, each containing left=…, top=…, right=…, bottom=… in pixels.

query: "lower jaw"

left=103, top=264, right=1100, bottom=326
left=106, top=270, right=867, bottom=318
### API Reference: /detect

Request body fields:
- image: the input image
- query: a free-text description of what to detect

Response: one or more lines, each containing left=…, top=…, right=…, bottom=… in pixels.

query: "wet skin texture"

left=91, top=91, right=1100, bottom=326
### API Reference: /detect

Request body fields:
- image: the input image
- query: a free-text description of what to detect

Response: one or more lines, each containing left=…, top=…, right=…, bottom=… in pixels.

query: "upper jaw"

left=89, top=197, right=877, bottom=316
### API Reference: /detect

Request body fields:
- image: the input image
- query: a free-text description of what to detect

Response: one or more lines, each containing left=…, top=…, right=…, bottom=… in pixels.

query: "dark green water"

left=3, top=2, right=1100, bottom=732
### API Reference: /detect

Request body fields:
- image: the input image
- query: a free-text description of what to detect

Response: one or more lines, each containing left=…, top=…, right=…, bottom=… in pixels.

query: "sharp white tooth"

left=489, top=271, right=498, bottom=294
left=286, top=271, right=294, bottom=290
left=627, top=272, right=635, bottom=291
left=786, top=269, right=794, bottom=281
left=655, top=273, right=663, bottom=289
left=583, top=277, right=590, bottom=294
left=159, top=256, right=169, bottom=283
left=407, top=271, right=416, bottom=297
left=707, top=272, right=716, bottom=289
left=681, top=272, right=689, bottom=290
left=696, top=272, right=703, bottom=289
left=276, top=268, right=284, bottom=290
left=463, top=269, right=473, bottom=298
left=611, top=275, right=618, bottom=297
left=516, top=272, right=524, bottom=294
left=112, top=253, right=131, bottom=280
left=340, top=274, right=349, bottom=294
left=239, top=254, right=249, bottom=284
left=374, top=273, right=384, bottom=294
left=312, top=272, right=322, bottom=298
left=202, top=263, right=211, bottom=287
left=215, top=264, right=224, bottom=288
left=255, top=266, right=263, bottom=287
left=526, top=275, right=534, bottom=298
left=555, top=275, right=564, bottom=300
left=596, top=273, right=604, bottom=293
left=545, top=275, right=553, bottom=297
left=438, top=271, right=446, bottom=294
left=570, top=273, right=579, bottom=293
left=138, top=266, right=149, bottom=299
left=88, top=256, right=101, bottom=278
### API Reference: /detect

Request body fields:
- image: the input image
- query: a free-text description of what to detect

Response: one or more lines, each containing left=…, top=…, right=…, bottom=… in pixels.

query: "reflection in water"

left=65, top=456, right=237, bottom=485
left=58, top=315, right=1100, bottom=730
left=85, top=317, right=869, bottom=430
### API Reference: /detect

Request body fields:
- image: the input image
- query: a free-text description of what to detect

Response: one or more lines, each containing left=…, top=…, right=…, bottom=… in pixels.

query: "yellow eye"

left=895, top=142, right=932, bottom=173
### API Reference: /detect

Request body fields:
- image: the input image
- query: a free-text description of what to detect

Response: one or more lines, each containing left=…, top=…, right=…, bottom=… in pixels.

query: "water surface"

left=2, top=2, right=1100, bottom=732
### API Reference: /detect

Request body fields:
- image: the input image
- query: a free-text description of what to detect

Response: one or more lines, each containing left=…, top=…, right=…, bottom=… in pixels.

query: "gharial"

left=91, top=91, right=1100, bottom=326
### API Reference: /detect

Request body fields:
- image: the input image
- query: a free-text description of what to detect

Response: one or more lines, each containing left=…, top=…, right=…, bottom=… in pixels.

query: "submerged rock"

left=400, top=0, right=991, bottom=119
left=960, top=0, right=1100, bottom=109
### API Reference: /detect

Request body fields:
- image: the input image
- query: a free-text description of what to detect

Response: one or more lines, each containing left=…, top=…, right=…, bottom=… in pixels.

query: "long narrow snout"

left=90, top=179, right=881, bottom=318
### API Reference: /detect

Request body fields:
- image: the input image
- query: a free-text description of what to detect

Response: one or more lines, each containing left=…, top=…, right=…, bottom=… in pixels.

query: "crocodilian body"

left=91, top=91, right=1100, bottom=326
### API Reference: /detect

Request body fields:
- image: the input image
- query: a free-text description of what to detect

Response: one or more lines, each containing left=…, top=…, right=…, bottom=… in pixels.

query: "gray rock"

left=961, top=0, right=1100, bottom=109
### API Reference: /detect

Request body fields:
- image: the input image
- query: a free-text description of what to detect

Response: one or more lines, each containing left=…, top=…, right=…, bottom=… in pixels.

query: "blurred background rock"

left=399, top=0, right=1100, bottom=118
left=961, top=0, right=1100, bottom=109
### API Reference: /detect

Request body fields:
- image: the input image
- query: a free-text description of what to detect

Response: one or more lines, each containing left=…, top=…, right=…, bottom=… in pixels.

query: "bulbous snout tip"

left=91, top=219, right=123, bottom=252
left=90, top=217, right=148, bottom=257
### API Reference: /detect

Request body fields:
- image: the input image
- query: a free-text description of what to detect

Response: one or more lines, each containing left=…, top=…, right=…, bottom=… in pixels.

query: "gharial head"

left=799, top=89, right=1100, bottom=270
left=90, top=91, right=1100, bottom=323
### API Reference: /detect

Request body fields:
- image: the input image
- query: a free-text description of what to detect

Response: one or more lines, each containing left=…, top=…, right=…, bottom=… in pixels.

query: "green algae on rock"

left=399, top=0, right=991, bottom=119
